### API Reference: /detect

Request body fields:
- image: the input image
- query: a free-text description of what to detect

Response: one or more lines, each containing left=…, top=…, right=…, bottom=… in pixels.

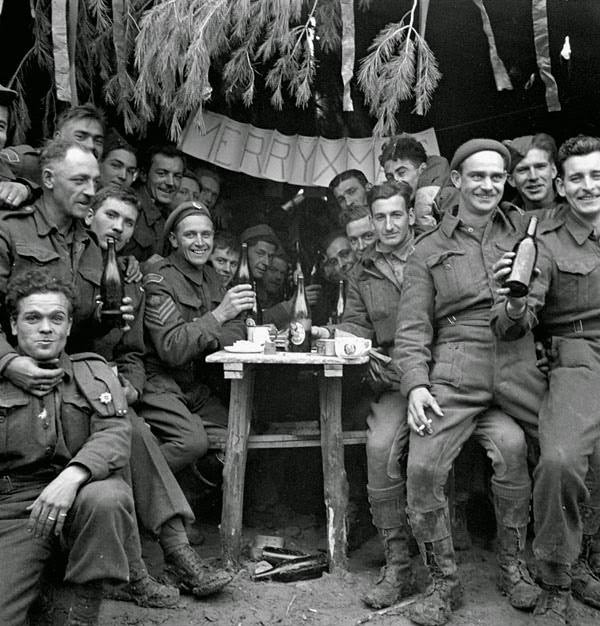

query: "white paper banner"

left=179, top=111, right=440, bottom=186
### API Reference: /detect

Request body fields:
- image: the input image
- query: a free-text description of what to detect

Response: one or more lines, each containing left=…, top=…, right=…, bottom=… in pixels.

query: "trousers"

left=406, top=326, right=545, bottom=522
left=533, top=336, right=600, bottom=567
left=0, top=475, right=133, bottom=626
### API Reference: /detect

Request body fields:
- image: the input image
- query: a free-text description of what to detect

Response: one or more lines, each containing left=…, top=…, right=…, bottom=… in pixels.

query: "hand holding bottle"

left=492, top=252, right=539, bottom=318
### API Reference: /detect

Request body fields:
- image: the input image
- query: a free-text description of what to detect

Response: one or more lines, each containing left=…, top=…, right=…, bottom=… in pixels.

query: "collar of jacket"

left=34, top=197, right=90, bottom=244
left=167, top=251, right=208, bottom=286
left=539, top=202, right=594, bottom=245
left=136, top=185, right=165, bottom=226
left=357, top=234, right=414, bottom=278
left=440, top=200, right=520, bottom=238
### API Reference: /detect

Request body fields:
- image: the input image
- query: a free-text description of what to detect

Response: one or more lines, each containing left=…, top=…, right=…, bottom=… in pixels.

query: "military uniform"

left=491, top=205, right=600, bottom=577
left=0, top=352, right=134, bottom=626
left=393, top=202, right=546, bottom=582
left=122, top=186, right=167, bottom=262
left=140, top=253, right=245, bottom=472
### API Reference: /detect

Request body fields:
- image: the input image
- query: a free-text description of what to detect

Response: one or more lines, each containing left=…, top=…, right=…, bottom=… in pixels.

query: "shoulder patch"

left=143, top=273, right=164, bottom=286
left=70, top=355, right=128, bottom=417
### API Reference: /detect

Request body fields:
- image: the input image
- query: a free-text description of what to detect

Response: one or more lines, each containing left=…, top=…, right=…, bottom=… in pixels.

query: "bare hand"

left=492, top=251, right=538, bottom=318
left=407, top=386, right=443, bottom=436
left=120, top=376, right=139, bottom=405
left=123, top=255, right=142, bottom=283
left=311, top=325, right=330, bottom=339
left=4, top=356, right=64, bottom=396
left=305, top=284, right=322, bottom=307
left=0, top=181, right=29, bottom=206
left=212, top=283, right=255, bottom=323
left=120, top=296, right=134, bottom=331
left=26, top=465, right=90, bottom=538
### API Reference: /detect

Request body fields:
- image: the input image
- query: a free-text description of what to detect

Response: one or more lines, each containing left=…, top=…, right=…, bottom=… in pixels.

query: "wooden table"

left=205, top=350, right=369, bottom=573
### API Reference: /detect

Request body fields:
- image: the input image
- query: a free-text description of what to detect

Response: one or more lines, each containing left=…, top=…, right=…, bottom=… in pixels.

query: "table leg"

left=220, top=367, right=255, bottom=568
left=318, top=374, right=349, bottom=573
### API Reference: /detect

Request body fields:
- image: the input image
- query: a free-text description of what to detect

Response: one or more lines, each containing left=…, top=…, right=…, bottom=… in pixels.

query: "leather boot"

left=534, top=584, right=575, bottom=625
left=106, top=560, right=179, bottom=608
left=406, top=507, right=463, bottom=626
left=65, top=582, right=103, bottom=626
left=164, top=545, right=232, bottom=597
left=363, top=484, right=414, bottom=609
left=493, top=493, right=540, bottom=610
left=571, top=534, right=600, bottom=608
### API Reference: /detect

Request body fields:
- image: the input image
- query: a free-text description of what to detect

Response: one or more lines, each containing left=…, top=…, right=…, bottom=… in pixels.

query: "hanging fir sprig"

left=357, top=0, right=441, bottom=135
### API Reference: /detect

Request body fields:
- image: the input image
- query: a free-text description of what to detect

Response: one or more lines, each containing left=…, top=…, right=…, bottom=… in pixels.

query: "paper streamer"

left=419, top=0, right=430, bottom=37
left=472, top=0, right=513, bottom=91
left=340, top=0, right=355, bottom=112
left=67, top=0, right=78, bottom=105
left=532, top=0, right=561, bottom=111
left=51, top=0, right=71, bottom=103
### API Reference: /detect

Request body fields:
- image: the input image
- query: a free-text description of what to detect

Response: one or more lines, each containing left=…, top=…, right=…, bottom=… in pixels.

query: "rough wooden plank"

left=323, top=363, right=343, bottom=377
left=318, top=375, right=349, bottom=573
left=207, top=350, right=368, bottom=367
left=219, top=368, right=256, bottom=568
left=208, top=430, right=368, bottom=450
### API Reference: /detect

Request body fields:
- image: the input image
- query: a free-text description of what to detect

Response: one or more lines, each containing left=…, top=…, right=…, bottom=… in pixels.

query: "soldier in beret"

left=0, top=269, right=133, bottom=626
left=393, top=139, right=546, bottom=625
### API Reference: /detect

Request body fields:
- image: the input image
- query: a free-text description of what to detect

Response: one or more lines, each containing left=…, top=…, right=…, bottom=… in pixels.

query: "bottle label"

left=289, top=321, right=306, bottom=346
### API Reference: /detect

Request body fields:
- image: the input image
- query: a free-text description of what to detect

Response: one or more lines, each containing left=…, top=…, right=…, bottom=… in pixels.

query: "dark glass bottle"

left=233, top=242, right=251, bottom=285
left=506, top=216, right=538, bottom=297
left=247, top=280, right=263, bottom=327
left=100, top=238, right=124, bottom=325
left=252, top=553, right=328, bottom=582
left=289, top=275, right=312, bottom=352
left=332, top=280, right=345, bottom=324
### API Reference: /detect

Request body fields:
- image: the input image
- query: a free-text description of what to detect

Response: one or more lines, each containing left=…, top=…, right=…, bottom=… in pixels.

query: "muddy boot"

left=406, top=507, right=463, bottom=626
left=363, top=485, right=415, bottom=608
left=493, top=493, right=540, bottom=610
left=571, top=534, right=600, bottom=608
left=106, top=560, right=179, bottom=608
left=65, top=582, right=103, bottom=626
left=534, top=584, right=575, bottom=625
left=164, top=545, right=232, bottom=597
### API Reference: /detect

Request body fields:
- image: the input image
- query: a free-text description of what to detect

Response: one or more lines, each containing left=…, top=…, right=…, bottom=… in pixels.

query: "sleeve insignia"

left=99, top=392, right=112, bottom=404
left=145, top=294, right=177, bottom=327
left=143, top=273, right=164, bottom=286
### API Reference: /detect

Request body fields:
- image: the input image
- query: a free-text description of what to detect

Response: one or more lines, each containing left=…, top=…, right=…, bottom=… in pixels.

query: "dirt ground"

left=94, top=446, right=599, bottom=626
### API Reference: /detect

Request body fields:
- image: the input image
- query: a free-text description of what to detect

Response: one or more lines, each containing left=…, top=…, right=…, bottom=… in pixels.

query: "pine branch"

left=315, top=0, right=341, bottom=53
left=413, top=37, right=441, bottom=116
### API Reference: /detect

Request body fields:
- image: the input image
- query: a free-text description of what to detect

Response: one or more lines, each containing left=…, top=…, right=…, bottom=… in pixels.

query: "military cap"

left=502, top=133, right=558, bottom=172
left=240, top=224, right=282, bottom=249
left=163, top=200, right=212, bottom=237
left=450, top=139, right=511, bottom=171
left=0, top=84, right=17, bottom=107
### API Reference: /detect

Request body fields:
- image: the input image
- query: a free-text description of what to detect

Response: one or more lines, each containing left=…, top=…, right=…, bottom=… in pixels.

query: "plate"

left=224, top=342, right=264, bottom=353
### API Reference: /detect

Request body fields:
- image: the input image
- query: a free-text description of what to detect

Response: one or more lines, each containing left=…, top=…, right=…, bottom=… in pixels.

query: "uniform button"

left=45, top=446, right=53, bottom=456
left=42, top=421, right=49, bottom=429
left=467, top=227, right=474, bottom=233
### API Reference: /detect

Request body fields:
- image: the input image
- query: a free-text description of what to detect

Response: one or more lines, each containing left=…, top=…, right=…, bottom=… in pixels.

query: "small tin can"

left=315, top=338, right=336, bottom=356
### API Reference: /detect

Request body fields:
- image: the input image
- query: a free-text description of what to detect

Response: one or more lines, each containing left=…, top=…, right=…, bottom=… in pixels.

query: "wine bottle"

left=100, top=238, right=124, bottom=325
left=332, top=280, right=345, bottom=324
left=505, top=216, right=538, bottom=297
left=233, top=242, right=251, bottom=285
left=252, top=553, right=328, bottom=582
left=289, top=274, right=312, bottom=352
left=247, top=280, right=263, bottom=327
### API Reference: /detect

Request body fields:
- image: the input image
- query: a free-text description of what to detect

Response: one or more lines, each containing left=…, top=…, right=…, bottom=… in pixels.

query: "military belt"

left=542, top=318, right=600, bottom=337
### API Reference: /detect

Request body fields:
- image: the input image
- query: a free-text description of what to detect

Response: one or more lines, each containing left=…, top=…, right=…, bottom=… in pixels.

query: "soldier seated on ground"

left=0, top=270, right=133, bottom=626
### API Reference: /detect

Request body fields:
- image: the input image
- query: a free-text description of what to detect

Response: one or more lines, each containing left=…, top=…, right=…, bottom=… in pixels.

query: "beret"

left=240, top=224, right=282, bottom=249
left=0, top=84, right=17, bottom=107
left=163, top=200, right=212, bottom=237
left=450, top=139, right=511, bottom=171
left=502, top=133, right=557, bottom=172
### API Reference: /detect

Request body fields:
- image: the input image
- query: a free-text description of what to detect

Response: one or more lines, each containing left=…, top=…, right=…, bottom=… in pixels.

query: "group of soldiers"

left=0, top=75, right=599, bottom=626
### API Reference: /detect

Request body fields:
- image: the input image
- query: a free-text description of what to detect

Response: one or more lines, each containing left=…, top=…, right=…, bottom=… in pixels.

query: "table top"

left=206, top=350, right=369, bottom=366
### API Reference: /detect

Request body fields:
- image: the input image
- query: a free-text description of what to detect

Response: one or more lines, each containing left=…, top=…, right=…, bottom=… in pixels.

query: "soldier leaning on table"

left=0, top=270, right=133, bottom=626
left=393, top=139, right=548, bottom=626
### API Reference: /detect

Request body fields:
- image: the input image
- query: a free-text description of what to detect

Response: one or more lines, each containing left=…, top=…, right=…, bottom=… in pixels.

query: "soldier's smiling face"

left=147, top=154, right=184, bottom=207
left=90, top=197, right=138, bottom=252
left=100, top=148, right=138, bottom=188
left=557, top=151, right=600, bottom=220
left=169, top=214, right=214, bottom=268
left=11, top=292, right=72, bottom=362
left=57, top=117, right=105, bottom=159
